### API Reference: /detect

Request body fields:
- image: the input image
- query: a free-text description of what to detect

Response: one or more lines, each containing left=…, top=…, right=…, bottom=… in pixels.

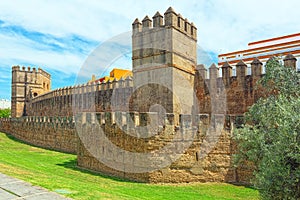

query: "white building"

left=218, top=32, right=300, bottom=74
left=0, top=99, right=11, bottom=109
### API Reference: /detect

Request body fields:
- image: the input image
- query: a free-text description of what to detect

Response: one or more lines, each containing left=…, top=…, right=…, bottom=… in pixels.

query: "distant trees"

left=234, top=58, right=300, bottom=200
left=0, top=108, right=10, bottom=118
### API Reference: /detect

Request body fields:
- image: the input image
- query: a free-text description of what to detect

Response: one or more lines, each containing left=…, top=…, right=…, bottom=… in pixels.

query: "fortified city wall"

left=0, top=116, right=76, bottom=153
left=1, top=55, right=296, bottom=183
left=0, top=7, right=298, bottom=183
left=27, top=76, right=133, bottom=116
left=25, top=54, right=297, bottom=118
left=75, top=112, right=249, bottom=183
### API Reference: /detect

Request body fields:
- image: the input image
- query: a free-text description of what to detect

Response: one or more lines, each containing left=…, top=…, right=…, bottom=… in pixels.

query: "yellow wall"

left=89, top=68, right=132, bottom=83
left=109, top=68, right=132, bottom=79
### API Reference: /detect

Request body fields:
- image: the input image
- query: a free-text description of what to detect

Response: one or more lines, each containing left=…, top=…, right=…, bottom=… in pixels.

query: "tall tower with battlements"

left=131, top=7, right=197, bottom=120
left=11, top=66, right=51, bottom=117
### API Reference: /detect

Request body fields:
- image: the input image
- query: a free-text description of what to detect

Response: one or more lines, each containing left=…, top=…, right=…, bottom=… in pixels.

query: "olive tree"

left=0, top=108, right=10, bottom=118
left=234, top=58, right=300, bottom=199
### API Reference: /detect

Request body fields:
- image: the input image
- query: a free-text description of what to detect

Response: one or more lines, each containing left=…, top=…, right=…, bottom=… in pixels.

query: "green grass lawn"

left=0, top=132, right=259, bottom=200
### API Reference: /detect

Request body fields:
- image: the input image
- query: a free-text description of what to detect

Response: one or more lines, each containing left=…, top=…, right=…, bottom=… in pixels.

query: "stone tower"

left=11, top=66, right=51, bottom=117
left=131, top=7, right=197, bottom=121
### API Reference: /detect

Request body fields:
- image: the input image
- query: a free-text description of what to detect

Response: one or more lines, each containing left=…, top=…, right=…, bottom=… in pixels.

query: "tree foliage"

left=234, top=58, right=300, bottom=200
left=0, top=108, right=11, bottom=118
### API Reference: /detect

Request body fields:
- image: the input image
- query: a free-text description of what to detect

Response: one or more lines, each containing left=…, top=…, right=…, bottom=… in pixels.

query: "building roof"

left=89, top=68, right=132, bottom=84
left=218, top=32, right=300, bottom=66
left=248, top=32, right=300, bottom=47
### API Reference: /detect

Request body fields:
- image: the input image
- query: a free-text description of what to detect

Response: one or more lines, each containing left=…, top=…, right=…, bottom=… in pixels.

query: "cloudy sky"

left=0, top=0, right=300, bottom=99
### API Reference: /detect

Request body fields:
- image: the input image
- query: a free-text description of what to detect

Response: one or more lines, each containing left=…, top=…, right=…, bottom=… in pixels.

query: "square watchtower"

left=11, top=66, right=51, bottom=117
left=131, top=7, right=197, bottom=121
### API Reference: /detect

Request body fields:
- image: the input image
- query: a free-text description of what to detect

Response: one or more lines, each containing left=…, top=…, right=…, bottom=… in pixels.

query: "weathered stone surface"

left=6, top=8, right=297, bottom=184
left=11, top=66, right=51, bottom=117
left=0, top=117, right=76, bottom=154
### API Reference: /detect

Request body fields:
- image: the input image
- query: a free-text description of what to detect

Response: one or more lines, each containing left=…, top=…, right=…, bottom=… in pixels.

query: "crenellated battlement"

left=27, top=76, right=133, bottom=116
left=74, top=111, right=243, bottom=131
left=12, top=65, right=20, bottom=71
left=31, top=76, right=133, bottom=102
left=132, top=7, right=197, bottom=40
left=2, top=109, right=243, bottom=136
left=38, top=68, right=51, bottom=79
left=12, top=65, right=50, bottom=78
left=195, top=55, right=298, bottom=115
left=201, top=54, right=297, bottom=82
left=26, top=55, right=299, bottom=118
left=12, top=65, right=37, bottom=73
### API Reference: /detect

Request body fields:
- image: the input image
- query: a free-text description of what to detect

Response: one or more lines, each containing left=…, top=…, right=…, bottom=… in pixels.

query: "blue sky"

left=1, top=0, right=300, bottom=99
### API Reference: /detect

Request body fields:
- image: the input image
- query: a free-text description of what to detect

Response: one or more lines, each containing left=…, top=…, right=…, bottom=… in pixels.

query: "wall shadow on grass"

left=2, top=132, right=257, bottom=189
left=1, top=132, right=134, bottom=184
left=56, top=159, right=137, bottom=184
left=2, top=132, right=76, bottom=155
left=57, top=159, right=257, bottom=189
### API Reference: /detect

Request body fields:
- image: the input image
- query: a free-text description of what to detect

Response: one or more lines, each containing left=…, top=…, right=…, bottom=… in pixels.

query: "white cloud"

left=0, top=33, right=84, bottom=74
left=0, top=0, right=300, bottom=98
left=1, top=0, right=299, bottom=53
left=192, top=0, right=300, bottom=53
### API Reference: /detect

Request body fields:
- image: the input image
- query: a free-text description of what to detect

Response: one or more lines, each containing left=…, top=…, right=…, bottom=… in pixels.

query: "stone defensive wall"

left=0, top=56, right=297, bottom=183
left=0, top=116, right=77, bottom=154
left=76, top=111, right=251, bottom=183
left=0, top=111, right=251, bottom=183
left=27, top=55, right=297, bottom=118
left=195, top=55, right=297, bottom=115
left=27, top=76, right=133, bottom=116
